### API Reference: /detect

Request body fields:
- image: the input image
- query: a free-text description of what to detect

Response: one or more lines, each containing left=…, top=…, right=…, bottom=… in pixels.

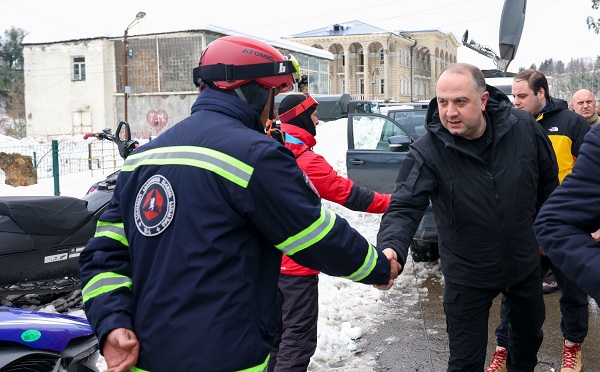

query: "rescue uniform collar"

left=191, top=87, right=264, bottom=134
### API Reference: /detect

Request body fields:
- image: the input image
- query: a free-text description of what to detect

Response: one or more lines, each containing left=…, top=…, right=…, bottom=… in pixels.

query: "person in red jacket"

left=268, top=93, right=391, bottom=372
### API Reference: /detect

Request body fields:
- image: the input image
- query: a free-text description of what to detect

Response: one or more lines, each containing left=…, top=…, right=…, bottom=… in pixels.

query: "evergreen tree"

left=0, top=27, right=26, bottom=138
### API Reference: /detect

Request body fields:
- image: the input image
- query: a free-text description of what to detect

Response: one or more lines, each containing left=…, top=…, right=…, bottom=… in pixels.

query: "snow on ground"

left=0, top=118, right=442, bottom=371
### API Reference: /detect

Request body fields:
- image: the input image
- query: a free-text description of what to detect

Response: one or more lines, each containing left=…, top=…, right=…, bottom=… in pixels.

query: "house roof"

left=289, top=20, right=458, bottom=46
left=22, top=23, right=333, bottom=61
left=291, top=20, right=393, bottom=38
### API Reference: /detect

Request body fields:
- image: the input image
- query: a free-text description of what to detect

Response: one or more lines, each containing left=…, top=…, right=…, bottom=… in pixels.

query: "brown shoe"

left=561, top=340, right=582, bottom=372
left=486, top=346, right=507, bottom=372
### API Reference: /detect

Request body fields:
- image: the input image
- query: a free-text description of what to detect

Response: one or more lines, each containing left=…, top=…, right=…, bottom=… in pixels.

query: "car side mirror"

left=388, top=135, right=411, bottom=152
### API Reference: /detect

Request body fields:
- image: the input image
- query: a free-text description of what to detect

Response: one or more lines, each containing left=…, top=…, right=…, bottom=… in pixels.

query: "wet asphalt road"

left=363, top=261, right=600, bottom=371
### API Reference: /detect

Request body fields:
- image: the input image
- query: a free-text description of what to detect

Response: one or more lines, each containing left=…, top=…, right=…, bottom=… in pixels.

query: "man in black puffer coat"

left=377, top=63, right=558, bottom=371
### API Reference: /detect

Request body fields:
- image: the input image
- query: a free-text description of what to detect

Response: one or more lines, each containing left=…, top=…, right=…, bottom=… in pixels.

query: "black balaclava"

left=278, top=94, right=317, bottom=137
left=208, top=81, right=269, bottom=118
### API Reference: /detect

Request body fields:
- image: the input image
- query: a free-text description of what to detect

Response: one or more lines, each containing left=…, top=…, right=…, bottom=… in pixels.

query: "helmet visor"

left=286, top=54, right=301, bottom=84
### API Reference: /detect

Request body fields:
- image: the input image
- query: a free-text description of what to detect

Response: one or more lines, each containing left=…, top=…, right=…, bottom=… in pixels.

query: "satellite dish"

left=461, top=0, right=527, bottom=74
left=499, top=0, right=526, bottom=64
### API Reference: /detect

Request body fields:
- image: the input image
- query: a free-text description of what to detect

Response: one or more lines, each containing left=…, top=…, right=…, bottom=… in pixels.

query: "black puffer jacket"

left=378, top=85, right=558, bottom=288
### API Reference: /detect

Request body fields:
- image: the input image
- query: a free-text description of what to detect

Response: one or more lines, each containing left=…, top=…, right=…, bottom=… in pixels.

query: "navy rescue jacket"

left=79, top=88, right=391, bottom=372
left=377, top=85, right=558, bottom=289
left=534, top=124, right=600, bottom=304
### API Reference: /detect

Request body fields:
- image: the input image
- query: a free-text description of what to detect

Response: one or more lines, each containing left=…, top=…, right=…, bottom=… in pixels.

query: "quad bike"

left=0, top=305, right=99, bottom=371
left=0, top=121, right=138, bottom=296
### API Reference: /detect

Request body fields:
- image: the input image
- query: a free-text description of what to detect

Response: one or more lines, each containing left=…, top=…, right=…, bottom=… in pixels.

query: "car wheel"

left=410, top=240, right=439, bottom=262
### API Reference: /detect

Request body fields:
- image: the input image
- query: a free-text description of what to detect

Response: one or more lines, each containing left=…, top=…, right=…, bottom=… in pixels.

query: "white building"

left=22, top=24, right=333, bottom=139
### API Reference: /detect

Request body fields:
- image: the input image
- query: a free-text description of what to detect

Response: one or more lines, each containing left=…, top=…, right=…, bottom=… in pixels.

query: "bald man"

left=571, top=89, right=600, bottom=126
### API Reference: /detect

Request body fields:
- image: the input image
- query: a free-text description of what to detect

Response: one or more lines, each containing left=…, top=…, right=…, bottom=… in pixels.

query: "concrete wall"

left=114, top=93, right=198, bottom=138
left=23, top=38, right=116, bottom=138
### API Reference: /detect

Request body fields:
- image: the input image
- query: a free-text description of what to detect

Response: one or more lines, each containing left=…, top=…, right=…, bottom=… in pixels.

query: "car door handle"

left=348, top=159, right=365, bottom=165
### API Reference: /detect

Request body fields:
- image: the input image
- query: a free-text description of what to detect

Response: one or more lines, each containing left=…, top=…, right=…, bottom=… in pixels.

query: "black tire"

left=410, top=240, right=439, bottom=262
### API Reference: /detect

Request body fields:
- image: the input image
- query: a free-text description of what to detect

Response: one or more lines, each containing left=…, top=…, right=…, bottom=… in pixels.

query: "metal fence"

left=0, top=137, right=150, bottom=188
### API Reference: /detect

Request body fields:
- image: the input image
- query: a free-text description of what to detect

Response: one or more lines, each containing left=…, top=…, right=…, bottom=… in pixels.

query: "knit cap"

left=278, top=94, right=318, bottom=136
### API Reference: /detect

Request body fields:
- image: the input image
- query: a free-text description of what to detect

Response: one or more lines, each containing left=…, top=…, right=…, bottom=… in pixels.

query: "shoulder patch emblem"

left=302, top=172, right=320, bottom=198
left=134, top=175, right=176, bottom=236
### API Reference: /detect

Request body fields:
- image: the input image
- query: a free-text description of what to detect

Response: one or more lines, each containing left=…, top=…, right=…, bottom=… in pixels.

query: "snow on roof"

left=22, top=22, right=333, bottom=61
left=292, top=20, right=392, bottom=38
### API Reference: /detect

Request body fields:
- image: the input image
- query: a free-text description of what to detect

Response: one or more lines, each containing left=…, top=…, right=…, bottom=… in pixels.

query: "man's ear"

left=481, top=91, right=489, bottom=110
left=538, top=88, right=545, bottom=100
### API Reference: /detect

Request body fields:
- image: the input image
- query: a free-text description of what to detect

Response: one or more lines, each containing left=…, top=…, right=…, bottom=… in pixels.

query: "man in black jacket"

left=377, top=63, right=558, bottom=371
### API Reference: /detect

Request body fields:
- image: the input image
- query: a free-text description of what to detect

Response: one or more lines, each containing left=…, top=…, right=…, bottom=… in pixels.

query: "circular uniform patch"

left=134, top=175, right=176, bottom=236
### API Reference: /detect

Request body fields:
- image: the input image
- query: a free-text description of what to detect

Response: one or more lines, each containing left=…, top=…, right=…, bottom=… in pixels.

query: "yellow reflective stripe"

left=128, top=354, right=269, bottom=372
left=122, top=146, right=254, bottom=188
left=94, top=221, right=129, bottom=247
left=81, top=272, right=132, bottom=303
left=236, top=354, right=269, bottom=372
left=341, top=243, right=379, bottom=282
left=276, top=207, right=335, bottom=255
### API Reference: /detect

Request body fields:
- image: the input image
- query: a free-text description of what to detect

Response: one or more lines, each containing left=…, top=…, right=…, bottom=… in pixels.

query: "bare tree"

left=588, top=0, right=600, bottom=34
left=5, top=73, right=25, bottom=138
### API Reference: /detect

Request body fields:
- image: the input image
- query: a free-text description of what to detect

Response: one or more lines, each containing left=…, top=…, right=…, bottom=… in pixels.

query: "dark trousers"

left=444, top=269, right=544, bottom=372
left=268, top=273, right=319, bottom=372
left=495, top=256, right=589, bottom=347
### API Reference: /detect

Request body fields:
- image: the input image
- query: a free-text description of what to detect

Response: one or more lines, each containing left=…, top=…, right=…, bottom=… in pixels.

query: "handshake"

left=374, top=248, right=403, bottom=291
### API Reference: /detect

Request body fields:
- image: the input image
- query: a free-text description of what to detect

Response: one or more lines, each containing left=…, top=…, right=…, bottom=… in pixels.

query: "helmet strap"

left=268, top=88, right=275, bottom=122
left=265, top=87, right=285, bottom=144
left=233, top=87, right=248, bottom=103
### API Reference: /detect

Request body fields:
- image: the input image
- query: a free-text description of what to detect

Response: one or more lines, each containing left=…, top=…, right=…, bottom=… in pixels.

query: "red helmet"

left=193, top=35, right=300, bottom=93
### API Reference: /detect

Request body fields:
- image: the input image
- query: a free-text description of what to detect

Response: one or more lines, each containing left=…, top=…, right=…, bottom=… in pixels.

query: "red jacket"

left=280, top=123, right=391, bottom=276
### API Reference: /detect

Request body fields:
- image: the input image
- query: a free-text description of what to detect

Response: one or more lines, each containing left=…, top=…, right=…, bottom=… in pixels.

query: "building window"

left=341, top=79, right=345, bottom=94
left=379, top=48, right=384, bottom=64
left=73, top=57, right=86, bottom=81
left=380, top=79, right=384, bottom=94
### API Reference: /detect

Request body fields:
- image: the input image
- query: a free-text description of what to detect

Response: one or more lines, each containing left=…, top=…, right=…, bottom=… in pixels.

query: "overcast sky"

left=1, top=0, right=598, bottom=73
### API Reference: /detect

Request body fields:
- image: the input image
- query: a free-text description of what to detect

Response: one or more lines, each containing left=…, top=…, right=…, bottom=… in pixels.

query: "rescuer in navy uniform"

left=79, top=35, right=400, bottom=372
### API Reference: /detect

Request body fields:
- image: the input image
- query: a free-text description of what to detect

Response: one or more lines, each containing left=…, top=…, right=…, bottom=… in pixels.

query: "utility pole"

left=123, top=11, right=146, bottom=122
